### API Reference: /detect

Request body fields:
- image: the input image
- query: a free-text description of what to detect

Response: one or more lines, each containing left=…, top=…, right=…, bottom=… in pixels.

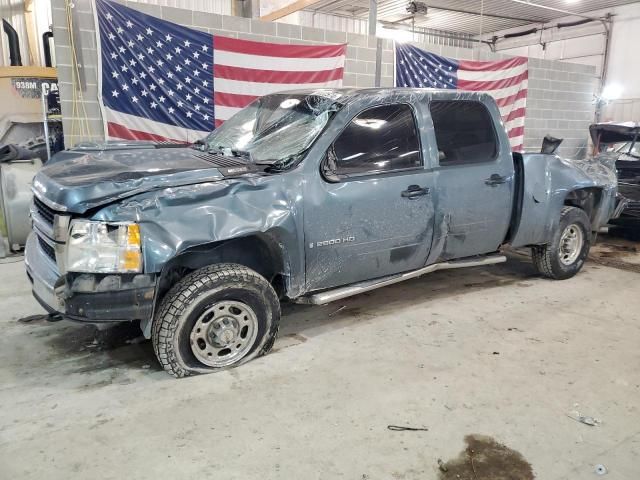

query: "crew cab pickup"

left=26, top=88, right=617, bottom=376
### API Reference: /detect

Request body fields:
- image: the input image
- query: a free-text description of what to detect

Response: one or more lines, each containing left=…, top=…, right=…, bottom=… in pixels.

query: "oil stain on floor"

left=438, top=434, right=534, bottom=480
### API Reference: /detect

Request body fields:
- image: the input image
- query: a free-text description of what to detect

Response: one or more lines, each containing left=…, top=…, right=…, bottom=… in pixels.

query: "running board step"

left=297, top=254, right=507, bottom=305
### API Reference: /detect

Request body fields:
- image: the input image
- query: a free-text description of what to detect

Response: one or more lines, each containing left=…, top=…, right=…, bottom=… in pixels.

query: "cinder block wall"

left=523, top=58, right=598, bottom=157
left=51, top=0, right=598, bottom=158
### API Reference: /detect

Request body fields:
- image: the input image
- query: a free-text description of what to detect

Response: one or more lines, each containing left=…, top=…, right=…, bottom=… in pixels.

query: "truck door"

left=429, top=99, right=514, bottom=259
left=303, top=103, right=435, bottom=291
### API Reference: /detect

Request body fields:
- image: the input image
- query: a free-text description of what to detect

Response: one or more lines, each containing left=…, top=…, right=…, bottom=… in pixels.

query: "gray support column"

left=368, top=0, right=377, bottom=36
left=595, top=15, right=613, bottom=123
left=234, top=0, right=260, bottom=18
left=374, top=38, right=382, bottom=87
left=369, top=0, right=380, bottom=86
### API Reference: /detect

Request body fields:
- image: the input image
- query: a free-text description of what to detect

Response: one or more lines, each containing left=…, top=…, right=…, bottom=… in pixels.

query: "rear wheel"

left=152, top=263, right=280, bottom=377
left=532, top=206, right=591, bottom=280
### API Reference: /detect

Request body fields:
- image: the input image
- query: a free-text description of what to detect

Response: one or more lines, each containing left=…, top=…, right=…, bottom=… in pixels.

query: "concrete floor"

left=0, top=242, right=639, bottom=479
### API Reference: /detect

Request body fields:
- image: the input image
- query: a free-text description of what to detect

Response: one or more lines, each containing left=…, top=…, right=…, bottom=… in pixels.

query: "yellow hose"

left=64, top=0, right=93, bottom=144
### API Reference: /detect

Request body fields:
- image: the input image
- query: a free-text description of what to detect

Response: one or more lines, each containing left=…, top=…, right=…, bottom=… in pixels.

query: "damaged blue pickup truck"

left=26, top=88, right=617, bottom=376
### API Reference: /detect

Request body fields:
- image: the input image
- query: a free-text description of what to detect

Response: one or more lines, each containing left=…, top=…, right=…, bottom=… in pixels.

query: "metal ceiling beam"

left=261, top=0, right=326, bottom=21
left=410, top=5, right=544, bottom=24
left=310, top=0, right=365, bottom=14
left=506, top=0, right=604, bottom=21
left=379, top=20, right=489, bottom=44
left=322, top=1, right=545, bottom=29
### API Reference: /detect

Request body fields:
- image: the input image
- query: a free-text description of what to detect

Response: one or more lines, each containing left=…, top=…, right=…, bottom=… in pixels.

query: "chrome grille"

left=33, top=196, right=56, bottom=226
left=37, top=235, right=56, bottom=262
left=31, top=195, right=69, bottom=268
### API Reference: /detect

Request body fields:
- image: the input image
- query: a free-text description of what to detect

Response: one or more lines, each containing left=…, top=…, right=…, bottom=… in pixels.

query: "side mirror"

left=541, top=135, right=563, bottom=155
left=321, top=147, right=341, bottom=183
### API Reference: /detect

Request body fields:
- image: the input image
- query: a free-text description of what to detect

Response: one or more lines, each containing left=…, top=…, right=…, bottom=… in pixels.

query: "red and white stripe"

left=105, top=36, right=346, bottom=142
left=105, top=110, right=210, bottom=143
left=457, top=57, right=528, bottom=152
left=213, top=36, right=347, bottom=128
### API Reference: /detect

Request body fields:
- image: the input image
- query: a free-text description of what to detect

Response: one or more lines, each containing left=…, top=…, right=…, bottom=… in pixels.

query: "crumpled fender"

left=510, top=153, right=617, bottom=247
left=93, top=171, right=307, bottom=297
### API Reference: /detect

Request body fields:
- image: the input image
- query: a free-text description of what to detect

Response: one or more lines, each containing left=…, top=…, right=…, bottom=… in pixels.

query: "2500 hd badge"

left=310, top=236, right=356, bottom=248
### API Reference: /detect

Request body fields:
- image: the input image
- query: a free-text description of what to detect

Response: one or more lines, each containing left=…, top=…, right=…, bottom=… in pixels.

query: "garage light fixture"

left=377, top=24, right=413, bottom=43
left=601, top=83, right=623, bottom=101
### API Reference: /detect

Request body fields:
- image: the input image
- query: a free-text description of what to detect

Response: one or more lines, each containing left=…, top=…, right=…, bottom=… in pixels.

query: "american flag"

left=96, top=0, right=346, bottom=142
left=395, top=44, right=528, bottom=152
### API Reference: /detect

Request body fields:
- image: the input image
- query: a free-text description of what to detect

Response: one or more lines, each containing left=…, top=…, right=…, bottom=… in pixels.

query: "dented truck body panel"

left=25, top=88, right=617, bottom=326
left=509, top=153, right=617, bottom=248
left=93, top=171, right=308, bottom=296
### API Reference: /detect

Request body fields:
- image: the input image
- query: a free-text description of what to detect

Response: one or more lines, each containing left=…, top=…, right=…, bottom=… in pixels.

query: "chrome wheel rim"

left=558, top=223, right=584, bottom=266
left=189, top=300, right=259, bottom=368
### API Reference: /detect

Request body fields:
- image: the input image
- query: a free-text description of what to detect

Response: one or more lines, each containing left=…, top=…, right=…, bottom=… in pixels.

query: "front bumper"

left=25, top=232, right=156, bottom=323
left=25, top=232, right=64, bottom=314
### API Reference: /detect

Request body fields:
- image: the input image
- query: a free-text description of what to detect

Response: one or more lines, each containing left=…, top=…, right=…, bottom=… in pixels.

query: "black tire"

left=532, top=206, right=591, bottom=280
left=152, top=263, right=280, bottom=377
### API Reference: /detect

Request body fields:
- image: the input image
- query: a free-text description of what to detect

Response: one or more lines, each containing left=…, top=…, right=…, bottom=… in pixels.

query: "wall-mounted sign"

left=12, top=77, right=60, bottom=116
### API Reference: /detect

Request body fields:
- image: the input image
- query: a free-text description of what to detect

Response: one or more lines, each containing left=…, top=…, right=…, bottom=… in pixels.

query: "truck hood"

left=33, top=142, right=255, bottom=213
left=589, top=122, right=640, bottom=146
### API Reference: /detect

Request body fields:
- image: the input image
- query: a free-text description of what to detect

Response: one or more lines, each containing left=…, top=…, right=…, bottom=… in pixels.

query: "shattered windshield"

left=202, top=92, right=342, bottom=168
left=611, top=141, right=640, bottom=159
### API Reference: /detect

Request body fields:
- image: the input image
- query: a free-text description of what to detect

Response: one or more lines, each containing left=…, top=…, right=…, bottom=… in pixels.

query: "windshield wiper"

left=207, top=145, right=232, bottom=156
left=261, top=153, right=303, bottom=173
left=190, top=138, right=207, bottom=151
left=231, top=149, right=253, bottom=161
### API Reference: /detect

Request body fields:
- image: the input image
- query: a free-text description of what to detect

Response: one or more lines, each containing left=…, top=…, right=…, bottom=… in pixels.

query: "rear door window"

left=430, top=100, right=498, bottom=165
left=331, top=104, right=422, bottom=177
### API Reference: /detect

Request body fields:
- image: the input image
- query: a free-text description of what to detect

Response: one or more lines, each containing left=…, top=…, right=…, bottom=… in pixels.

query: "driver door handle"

left=401, top=185, right=430, bottom=199
left=485, top=174, right=507, bottom=186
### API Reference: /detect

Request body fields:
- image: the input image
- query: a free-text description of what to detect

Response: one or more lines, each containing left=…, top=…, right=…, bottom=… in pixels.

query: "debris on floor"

left=328, top=305, right=346, bottom=317
left=437, top=434, right=534, bottom=480
left=387, top=424, right=429, bottom=432
left=575, top=415, right=600, bottom=427
left=568, top=406, right=601, bottom=427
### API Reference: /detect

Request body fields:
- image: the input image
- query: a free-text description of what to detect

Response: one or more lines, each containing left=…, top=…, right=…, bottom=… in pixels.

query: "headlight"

left=66, top=220, right=142, bottom=273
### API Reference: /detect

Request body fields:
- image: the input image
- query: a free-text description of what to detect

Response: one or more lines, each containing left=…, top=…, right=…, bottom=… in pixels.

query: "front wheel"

left=152, top=263, right=280, bottom=377
left=532, top=206, right=591, bottom=280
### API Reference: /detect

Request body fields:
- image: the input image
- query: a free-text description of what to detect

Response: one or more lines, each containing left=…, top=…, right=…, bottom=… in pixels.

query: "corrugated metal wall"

left=295, top=10, right=369, bottom=35
left=280, top=10, right=473, bottom=48
left=128, top=0, right=472, bottom=47
left=0, top=0, right=29, bottom=66
left=398, top=28, right=474, bottom=48
left=128, top=0, right=232, bottom=16
left=0, top=0, right=51, bottom=67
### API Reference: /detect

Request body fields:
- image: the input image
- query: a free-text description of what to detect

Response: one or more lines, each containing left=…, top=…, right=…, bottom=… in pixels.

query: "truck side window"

left=331, top=104, right=421, bottom=177
left=430, top=101, right=498, bottom=165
